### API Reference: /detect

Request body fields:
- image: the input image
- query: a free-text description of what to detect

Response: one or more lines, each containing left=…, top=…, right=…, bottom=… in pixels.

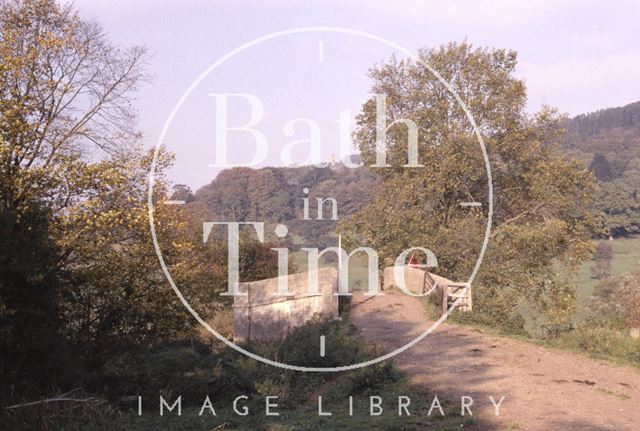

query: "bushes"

left=551, top=327, right=640, bottom=365
left=208, top=317, right=404, bottom=410
left=1, top=312, right=404, bottom=429
left=86, top=317, right=399, bottom=412
left=1, top=391, right=122, bottom=431
left=277, top=318, right=368, bottom=368
left=337, top=362, right=403, bottom=396
left=578, top=270, right=640, bottom=365
left=93, top=340, right=216, bottom=404
left=0, top=201, right=78, bottom=401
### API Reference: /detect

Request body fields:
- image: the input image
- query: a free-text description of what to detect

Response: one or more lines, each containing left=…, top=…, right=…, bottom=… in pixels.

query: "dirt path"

left=350, top=289, right=640, bottom=431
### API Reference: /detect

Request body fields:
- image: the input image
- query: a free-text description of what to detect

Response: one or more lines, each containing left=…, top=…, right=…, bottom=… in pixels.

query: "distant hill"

left=188, top=101, right=640, bottom=242
left=562, top=101, right=640, bottom=182
left=193, top=162, right=378, bottom=248
left=562, top=101, right=640, bottom=236
left=566, top=101, right=640, bottom=137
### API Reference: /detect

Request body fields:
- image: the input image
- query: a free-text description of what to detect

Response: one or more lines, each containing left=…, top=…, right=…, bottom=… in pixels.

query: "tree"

left=0, top=0, right=148, bottom=395
left=0, top=0, right=148, bottom=212
left=588, top=271, right=640, bottom=332
left=247, top=168, right=292, bottom=221
left=566, top=101, right=640, bottom=137
left=0, top=200, right=76, bottom=397
left=591, top=242, right=613, bottom=280
left=55, top=149, right=189, bottom=363
left=195, top=164, right=378, bottom=249
left=593, top=159, right=640, bottom=236
left=591, top=258, right=612, bottom=280
left=589, top=152, right=614, bottom=182
left=342, top=42, right=595, bottom=331
left=593, top=241, right=614, bottom=261
left=0, top=0, right=149, bottom=385
left=170, top=184, right=195, bottom=203
left=196, top=167, right=253, bottom=221
left=57, top=148, right=283, bottom=365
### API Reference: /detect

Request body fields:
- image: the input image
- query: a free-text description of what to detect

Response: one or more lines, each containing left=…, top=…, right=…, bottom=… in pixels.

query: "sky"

left=73, top=0, right=640, bottom=190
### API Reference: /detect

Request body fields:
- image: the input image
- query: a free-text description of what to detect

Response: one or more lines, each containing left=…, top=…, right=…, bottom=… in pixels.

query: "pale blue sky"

left=74, top=0, right=640, bottom=189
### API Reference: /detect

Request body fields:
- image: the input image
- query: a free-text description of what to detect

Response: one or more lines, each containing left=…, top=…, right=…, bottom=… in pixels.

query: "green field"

left=515, top=236, right=640, bottom=336
left=573, top=235, right=640, bottom=307
left=521, top=235, right=640, bottom=334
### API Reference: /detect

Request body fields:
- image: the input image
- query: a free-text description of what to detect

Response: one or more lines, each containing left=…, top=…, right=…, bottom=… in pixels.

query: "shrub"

left=93, top=340, right=216, bottom=403
left=210, top=318, right=383, bottom=408
left=342, top=362, right=403, bottom=395
left=553, top=327, right=640, bottom=365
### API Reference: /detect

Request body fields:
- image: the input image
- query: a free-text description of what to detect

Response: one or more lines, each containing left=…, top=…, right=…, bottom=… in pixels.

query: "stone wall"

left=233, top=267, right=339, bottom=343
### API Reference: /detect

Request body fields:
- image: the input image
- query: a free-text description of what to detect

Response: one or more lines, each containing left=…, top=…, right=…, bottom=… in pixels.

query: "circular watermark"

left=148, top=26, right=493, bottom=372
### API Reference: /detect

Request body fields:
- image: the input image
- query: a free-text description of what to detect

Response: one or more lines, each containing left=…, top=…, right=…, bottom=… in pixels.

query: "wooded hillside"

left=562, top=101, right=640, bottom=236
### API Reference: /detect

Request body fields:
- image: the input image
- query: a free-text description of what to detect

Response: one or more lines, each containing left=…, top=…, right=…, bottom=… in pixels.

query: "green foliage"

left=342, top=42, right=595, bottom=331
left=575, top=236, right=640, bottom=297
left=336, top=362, right=403, bottom=396
left=0, top=0, right=155, bottom=382
left=0, top=201, right=77, bottom=398
left=587, top=270, right=640, bottom=331
left=0, top=0, right=147, bottom=212
left=563, top=102, right=640, bottom=237
left=51, top=147, right=284, bottom=367
left=170, top=184, right=196, bottom=203
left=550, top=327, right=640, bottom=366
left=552, top=267, right=640, bottom=366
left=589, top=152, right=614, bottom=181
left=94, top=340, right=216, bottom=404
left=71, top=317, right=423, bottom=431
left=212, top=318, right=376, bottom=408
left=277, top=318, right=369, bottom=368
left=591, top=242, right=613, bottom=280
left=195, top=165, right=378, bottom=248
left=56, top=149, right=196, bottom=364
left=3, top=2, right=638, bottom=428
left=593, top=160, right=640, bottom=236
left=565, top=101, right=640, bottom=138
left=0, top=0, right=284, bottom=404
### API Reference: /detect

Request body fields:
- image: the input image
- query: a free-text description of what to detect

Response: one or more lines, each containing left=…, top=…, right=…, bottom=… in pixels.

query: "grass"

left=406, top=235, right=640, bottom=370
left=546, top=327, right=640, bottom=368
left=11, top=238, right=639, bottom=430
left=4, top=317, right=473, bottom=431
left=419, top=286, right=640, bottom=370
left=515, top=235, right=640, bottom=334
left=573, top=235, right=640, bottom=309
left=596, top=387, right=631, bottom=400
left=98, top=383, right=476, bottom=431
left=434, top=309, right=640, bottom=370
